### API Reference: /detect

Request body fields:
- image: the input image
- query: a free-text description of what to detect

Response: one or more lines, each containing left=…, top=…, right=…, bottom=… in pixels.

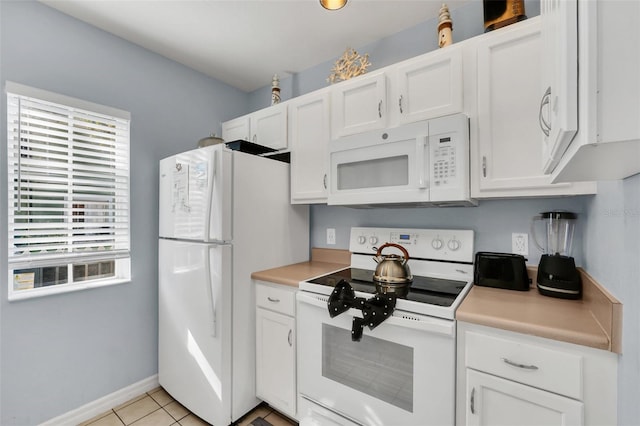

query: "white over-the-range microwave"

left=328, top=113, right=477, bottom=207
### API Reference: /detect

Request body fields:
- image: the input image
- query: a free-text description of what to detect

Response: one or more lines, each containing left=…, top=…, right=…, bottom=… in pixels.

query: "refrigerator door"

left=158, top=238, right=232, bottom=426
left=159, top=145, right=232, bottom=242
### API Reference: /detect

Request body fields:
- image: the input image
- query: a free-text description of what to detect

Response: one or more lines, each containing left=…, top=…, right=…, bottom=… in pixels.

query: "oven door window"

left=322, top=323, right=413, bottom=412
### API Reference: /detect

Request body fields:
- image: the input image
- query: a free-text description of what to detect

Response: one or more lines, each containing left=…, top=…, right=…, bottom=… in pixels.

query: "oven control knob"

left=369, top=236, right=378, bottom=245
left=431, top=238, right=444, bottom=250
left=448, top=239, right=461, bottom=251
left=358, top=236, right=367, bottom=245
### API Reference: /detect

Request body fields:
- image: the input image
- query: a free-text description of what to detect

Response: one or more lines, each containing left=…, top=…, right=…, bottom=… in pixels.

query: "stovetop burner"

left=308, top=268, right=467, bottom=307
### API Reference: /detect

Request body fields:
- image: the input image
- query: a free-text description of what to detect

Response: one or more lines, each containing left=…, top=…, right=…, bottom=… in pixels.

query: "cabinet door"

left=222, top=115, right=250, bottom=142
left=331, top=71, right=387, bottom=139
left=289, top=91, right=330, bottom=204
left=256, top=307, right=296, bottom=418
left=393, top=46, right=463, bottom=125
left=472, top=18, right=594, bottom=198
left=540, top=0, right=578, bottom=173
left=250, top=103, right=288, bottom=150
left=466, top=369, right=583, bottom=426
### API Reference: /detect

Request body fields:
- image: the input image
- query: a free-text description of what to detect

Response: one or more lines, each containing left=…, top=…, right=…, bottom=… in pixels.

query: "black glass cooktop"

left=308, top=268, right=467, bottom=307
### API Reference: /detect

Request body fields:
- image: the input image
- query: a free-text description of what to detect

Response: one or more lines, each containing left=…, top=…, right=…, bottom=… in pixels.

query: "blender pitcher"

left=531, top=211, right=582, bottom=299
left=531, top=211, right=576, bottom=256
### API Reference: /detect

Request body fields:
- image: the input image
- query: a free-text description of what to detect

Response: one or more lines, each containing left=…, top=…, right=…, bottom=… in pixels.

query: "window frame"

left=6, top=82, right=131, bottom=300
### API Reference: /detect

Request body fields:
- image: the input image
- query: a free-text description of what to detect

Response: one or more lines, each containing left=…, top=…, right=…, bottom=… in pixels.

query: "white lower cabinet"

left=456, top=322, right=618, bottom=426
left=255, top=281, right=297, bottom=419
left=466, top=369, right=583, bottom=426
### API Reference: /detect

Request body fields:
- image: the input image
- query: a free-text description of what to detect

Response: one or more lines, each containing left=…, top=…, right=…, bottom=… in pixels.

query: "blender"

left=531, top=211, right=581, bottom=299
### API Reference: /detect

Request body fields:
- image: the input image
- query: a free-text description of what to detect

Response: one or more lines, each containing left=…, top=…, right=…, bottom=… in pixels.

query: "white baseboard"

left=39, top=375, right=159, bottom=426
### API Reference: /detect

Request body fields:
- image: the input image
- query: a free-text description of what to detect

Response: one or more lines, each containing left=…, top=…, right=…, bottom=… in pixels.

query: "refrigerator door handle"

left=205, top=249, right=217, bottom=338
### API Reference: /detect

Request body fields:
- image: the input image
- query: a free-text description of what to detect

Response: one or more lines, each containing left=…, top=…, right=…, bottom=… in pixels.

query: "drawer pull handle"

left=288, top=329, right=293, bottom=346
left=501, top=357, right=539, bottom=370
left=267, top=297, right=280, bottom=303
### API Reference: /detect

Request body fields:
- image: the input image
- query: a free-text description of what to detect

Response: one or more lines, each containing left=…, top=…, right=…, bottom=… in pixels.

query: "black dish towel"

left=327, top=279, right=397, bottom=341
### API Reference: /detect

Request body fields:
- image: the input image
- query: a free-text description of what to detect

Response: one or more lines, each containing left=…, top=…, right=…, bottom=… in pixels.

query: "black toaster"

left=474, top=252, right=530, bottom=291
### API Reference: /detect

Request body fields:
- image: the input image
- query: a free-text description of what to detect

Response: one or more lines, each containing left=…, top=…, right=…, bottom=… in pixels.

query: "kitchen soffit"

left=38, top=0, right=471, bottom=93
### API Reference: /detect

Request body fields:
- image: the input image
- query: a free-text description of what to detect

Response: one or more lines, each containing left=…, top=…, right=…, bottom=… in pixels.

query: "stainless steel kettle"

left=373, top=243, right=413, bottom=296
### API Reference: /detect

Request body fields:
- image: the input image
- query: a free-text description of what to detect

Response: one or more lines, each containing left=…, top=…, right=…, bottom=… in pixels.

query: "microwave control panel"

left=427, top=114, right=470, bottom=203
left=428, top=114, right=467, bottom=188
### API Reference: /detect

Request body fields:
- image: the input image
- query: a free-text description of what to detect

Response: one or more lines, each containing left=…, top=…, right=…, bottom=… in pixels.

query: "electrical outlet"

left=327, top=228, right=336, bottom=245
left=512, top=233, right=528, bottom=255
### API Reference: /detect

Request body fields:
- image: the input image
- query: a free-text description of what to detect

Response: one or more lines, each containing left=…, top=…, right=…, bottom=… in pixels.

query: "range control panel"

left=349, top=227, right=474, bottom=263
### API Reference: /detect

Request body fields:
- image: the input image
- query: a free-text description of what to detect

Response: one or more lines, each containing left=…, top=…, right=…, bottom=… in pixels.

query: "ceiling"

left=40, top=0, right=471, bottom=92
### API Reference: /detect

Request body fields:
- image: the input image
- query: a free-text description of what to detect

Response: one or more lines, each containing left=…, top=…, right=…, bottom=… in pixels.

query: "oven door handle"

left=297, top=291, right=455, bottom=337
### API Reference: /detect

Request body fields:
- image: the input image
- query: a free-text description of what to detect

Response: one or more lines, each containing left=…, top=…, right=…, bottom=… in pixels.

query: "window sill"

left=8, top=276, right=131, bottom=302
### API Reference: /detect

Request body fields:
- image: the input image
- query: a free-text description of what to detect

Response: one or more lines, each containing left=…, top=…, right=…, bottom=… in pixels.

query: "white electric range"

left=297, top=227, right=474, bottom=426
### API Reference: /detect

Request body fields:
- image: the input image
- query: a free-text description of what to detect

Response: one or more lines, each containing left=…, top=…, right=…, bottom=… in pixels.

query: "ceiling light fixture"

left=320, top=0, right=348, bottom=11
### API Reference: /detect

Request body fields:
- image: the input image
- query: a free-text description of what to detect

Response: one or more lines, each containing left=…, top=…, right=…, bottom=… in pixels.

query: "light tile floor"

left=79, top=387, right=297, bottom=426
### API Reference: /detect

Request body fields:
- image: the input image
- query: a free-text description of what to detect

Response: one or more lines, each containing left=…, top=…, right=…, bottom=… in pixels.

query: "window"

left=6, top=82, right=131, bottom=300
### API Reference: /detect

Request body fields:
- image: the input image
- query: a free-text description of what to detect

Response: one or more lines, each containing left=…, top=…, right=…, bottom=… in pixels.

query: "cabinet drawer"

left=465, top=330, right=583, bottom=400
left=256, top=283, right=296, bottom=316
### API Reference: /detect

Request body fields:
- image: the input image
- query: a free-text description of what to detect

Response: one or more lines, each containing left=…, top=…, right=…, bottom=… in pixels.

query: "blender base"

left=536, top=254, right=582, bottom=299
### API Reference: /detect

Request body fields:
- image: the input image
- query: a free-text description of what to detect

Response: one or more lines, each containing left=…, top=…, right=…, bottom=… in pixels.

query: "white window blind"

left=6, top=82, right=131, bottom=298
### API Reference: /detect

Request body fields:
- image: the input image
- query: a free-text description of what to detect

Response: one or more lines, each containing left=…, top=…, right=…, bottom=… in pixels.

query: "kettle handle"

left=375, top=243, right=410, bottom=261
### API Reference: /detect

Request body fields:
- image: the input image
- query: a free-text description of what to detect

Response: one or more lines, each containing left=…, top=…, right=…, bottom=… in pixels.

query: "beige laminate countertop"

left=252, top=252, right=622, bottom=353
left=251, top=248, right=350, bottom=288
left=457, top=268, right=622, bottom=353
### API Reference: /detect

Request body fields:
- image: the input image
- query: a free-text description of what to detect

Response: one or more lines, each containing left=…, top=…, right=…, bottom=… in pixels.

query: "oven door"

left=297, top=291, right=456, bottom=426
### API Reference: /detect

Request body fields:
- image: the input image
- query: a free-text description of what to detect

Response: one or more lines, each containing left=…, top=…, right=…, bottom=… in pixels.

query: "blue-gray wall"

left=0, top=1, right=248, bottom=424
left=584, top=176, right=640, bottom=425
left=1, top=0, right=638, bottom=425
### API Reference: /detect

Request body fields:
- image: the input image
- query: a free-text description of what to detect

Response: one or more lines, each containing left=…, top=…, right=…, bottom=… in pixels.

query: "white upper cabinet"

left=250, top=103, right=288, bottom=150
left=222, top=115, right=250, bottom=143
left=289, top=91, right=331, bottom=204
left=330, top=71, right=387, bottom=140
left=222, top=103, right=288, bottom=151
left=330, top=47, right=465, bottom=141
left=391, top=45, right=464, bottom=126
left=544, top=0, right=640, bottom=182
left=469, top=17, right=595, bottom=198
left=539, top=0, right=578, bottom=173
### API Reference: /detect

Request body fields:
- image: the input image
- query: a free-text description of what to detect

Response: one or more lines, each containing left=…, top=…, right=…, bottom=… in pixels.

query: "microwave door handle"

left=417, top=136, right=429, bottom=189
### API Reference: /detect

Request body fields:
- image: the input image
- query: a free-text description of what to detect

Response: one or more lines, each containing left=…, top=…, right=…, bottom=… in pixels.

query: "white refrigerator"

left=158, top=144, right=309, bottom=425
